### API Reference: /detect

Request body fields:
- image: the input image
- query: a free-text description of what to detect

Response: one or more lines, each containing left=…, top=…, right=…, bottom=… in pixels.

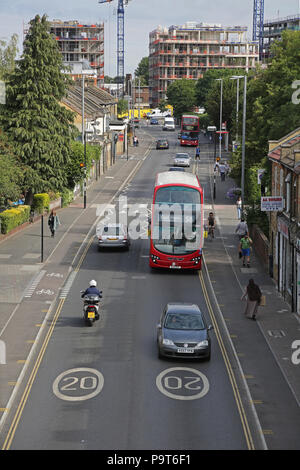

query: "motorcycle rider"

left=81, top=279, right=102, bottom=298
left=81, top=280, right=102, bottom=321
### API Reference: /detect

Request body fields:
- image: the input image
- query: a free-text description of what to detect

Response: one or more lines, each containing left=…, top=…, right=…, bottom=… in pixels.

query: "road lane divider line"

left=2, top=298, right=65, bottom=450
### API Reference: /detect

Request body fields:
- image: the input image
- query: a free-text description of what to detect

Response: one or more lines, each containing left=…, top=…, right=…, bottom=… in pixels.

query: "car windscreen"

left=164, top=313, right=205, bottom=330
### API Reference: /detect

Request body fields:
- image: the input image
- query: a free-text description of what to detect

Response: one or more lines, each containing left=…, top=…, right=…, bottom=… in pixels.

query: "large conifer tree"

left=1, top=15, right=75, bottom=203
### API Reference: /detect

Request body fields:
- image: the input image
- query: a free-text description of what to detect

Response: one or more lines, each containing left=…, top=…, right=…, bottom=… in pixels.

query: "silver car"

left=97, top=223, right=130, bottom=250
left=174, top=153, right=191, bottom=167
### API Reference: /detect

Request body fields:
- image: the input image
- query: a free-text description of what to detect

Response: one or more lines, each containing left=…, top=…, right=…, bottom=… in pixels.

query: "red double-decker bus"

left=149, top=171, right=204, bottom=270
left=180, top=115, right=200, bottom=146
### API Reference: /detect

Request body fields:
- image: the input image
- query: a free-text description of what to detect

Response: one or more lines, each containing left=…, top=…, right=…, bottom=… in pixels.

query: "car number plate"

left=177, top=348, right=194, bottom=353
left=170, top=265, right=181, bottom=269
left=87, top=311, right=95, bottom=319
left=108, top=237, right=118, bottom=240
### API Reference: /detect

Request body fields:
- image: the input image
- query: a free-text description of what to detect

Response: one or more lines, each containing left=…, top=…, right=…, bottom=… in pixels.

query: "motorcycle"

left=80, top=291, right=102, bottom=326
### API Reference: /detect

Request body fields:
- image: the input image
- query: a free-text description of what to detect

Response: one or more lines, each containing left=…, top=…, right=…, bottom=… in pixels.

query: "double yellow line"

left=198, top=270, right=255, bottom=450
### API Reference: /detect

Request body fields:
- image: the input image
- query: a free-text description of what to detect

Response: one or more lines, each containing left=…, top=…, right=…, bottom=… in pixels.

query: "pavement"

left=198, top=134, right=300, bottom=412
left=0, top=124, right=299, bottom=446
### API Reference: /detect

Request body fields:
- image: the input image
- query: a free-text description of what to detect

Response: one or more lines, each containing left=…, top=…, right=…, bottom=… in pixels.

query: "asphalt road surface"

left=1, top=124, right=297, bottom=451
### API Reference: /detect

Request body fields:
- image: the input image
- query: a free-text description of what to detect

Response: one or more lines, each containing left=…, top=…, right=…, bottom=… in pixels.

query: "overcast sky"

left=0, top=0, right=298, bottom=76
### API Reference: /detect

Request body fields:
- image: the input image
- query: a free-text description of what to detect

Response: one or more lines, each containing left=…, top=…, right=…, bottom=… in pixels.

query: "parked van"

left=163, top=117, right=175, bottom=131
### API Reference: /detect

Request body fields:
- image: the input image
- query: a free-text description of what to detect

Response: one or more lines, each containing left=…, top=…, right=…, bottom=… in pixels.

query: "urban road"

left=0, top=123, right=299, bottom=452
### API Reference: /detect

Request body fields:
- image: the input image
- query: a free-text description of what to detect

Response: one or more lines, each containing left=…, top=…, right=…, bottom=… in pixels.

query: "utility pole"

left=241, top=75, right=247, bottom=214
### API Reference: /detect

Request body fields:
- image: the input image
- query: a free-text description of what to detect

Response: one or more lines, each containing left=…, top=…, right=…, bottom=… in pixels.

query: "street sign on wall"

left=261, top=196, right=284, bottom=211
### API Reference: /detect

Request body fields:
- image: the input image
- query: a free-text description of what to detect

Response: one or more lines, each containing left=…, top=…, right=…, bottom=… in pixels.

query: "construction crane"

left=252, top=0, right=265, bottom=61
left=99, top=0, right=131, bottom=96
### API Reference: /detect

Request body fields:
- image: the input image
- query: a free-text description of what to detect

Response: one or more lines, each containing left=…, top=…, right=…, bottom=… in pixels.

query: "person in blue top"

left=195, top=146, right=200, bottom=160
left=81, top=280, right=102, bottom=298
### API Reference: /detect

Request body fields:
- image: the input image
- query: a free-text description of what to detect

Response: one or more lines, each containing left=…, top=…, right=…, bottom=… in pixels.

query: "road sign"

left=261, top=196, right=284, bottom=211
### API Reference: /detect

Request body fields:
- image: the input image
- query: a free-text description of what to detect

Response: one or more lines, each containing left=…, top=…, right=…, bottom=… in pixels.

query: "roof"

left=166, top=303, right=201, bottom=314
left=155, top=171, right=200, bottom=188
left=268, top=129, right=300, bottom=170
left=61, top=84, right=117, bottom=117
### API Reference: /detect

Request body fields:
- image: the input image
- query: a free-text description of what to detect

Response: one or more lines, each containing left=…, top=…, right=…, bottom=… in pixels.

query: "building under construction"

left=149, top=22, right=259, bottom=107
left=49, top=20, right=105, bottom=87
left=262, top=14, right=300, bottom=61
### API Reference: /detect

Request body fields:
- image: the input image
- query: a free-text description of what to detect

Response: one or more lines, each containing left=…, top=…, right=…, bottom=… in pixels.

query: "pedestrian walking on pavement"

left=236, top=196, right=242, bottom=219
left=48, top=210, right=60, bottom=238
left=239, top=233, right=253, bottom=268
left=235, top=218, right=248, bottom=239
left=241, top=278, right=262, bottom=320
left=219, top=162, right=226, bottom=181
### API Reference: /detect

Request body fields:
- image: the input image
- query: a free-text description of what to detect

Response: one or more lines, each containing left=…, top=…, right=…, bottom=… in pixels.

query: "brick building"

left=268, top=128, right=300, bottom=313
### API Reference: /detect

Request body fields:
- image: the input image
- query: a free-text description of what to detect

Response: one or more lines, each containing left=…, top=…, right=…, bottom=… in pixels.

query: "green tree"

left=158, top=99, right=168, bottom=113
left=135, top=57, right=149, bottom=85
left=166, top=79, right=196, bottom=118
left=0, top=131, right=22, bottom=206
left=0, top=15, right=76, bottom=204
left=65, top=141, right=101, bottom=189
left=0, top=33, right=18, bottom=80
left=117, top=98, right=128, bottom=116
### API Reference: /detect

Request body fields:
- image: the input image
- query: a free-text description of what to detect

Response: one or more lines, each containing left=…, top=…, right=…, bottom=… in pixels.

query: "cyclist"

left=207, top=212, right=215, bottom=239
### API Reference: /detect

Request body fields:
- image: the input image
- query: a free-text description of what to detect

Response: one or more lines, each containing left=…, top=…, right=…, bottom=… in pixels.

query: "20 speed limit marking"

left=156, top=367, right=209, bottom=400
left=52, top=368, right=104, bottom=401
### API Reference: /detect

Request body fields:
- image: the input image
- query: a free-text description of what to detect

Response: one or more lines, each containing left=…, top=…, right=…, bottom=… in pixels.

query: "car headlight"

left=163, top=338, right=174, bottom=346
left=196, top=340, right=209, bottom=348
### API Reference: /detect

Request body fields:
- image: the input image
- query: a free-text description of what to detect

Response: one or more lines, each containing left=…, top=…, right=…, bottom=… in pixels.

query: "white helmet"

left=89, top=280, right=97, bottom=287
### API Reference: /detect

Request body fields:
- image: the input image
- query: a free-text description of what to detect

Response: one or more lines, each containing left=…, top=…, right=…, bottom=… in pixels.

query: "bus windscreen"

left=152, top=186, right=202, bottom=255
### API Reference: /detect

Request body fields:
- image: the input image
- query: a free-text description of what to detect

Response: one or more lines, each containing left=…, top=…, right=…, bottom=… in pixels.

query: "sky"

left=0, top=0, right=298, bottom=76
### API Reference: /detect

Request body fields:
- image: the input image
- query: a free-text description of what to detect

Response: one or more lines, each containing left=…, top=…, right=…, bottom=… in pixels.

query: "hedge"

left=0, top=205, right=30, bottom=234
left=33, top=193, right=50, bottom=214
left=60, top=188, right=74, bottom=207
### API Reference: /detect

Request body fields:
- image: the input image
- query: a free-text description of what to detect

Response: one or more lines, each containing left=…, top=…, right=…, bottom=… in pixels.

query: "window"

left=285, top=172, right=291, bottom=213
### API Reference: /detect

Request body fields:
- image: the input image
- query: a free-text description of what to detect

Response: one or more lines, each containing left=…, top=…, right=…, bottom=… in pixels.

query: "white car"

left=173, top=153, right=191, bottom=167
left=96, top=223, right=130, bottom=250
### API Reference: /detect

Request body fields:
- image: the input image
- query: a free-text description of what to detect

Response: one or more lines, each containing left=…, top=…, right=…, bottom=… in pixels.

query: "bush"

left=61, top=188, right=74, bottom=207
left=33, top=193, right=50, bottom=214
left=0, top=205, right=30, bottom=234
left=244, top=205, right=269, bottom=238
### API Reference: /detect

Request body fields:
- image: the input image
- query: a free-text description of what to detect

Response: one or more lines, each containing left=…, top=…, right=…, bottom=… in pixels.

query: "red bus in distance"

left=180, top=115, right=200, bottom=146
left=149, top=171, right=204, bottom=270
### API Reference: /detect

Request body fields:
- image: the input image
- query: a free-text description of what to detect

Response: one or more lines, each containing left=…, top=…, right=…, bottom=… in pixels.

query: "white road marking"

left=156, top=367, right=209, bottom=401
left=52, top=368, right=104, bottom=401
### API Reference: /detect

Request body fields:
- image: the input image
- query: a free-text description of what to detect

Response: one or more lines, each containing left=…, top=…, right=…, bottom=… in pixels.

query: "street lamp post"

left=230, top=75, right=244, bottom=148
left=216, top=78, right=223, bottom=160
left=241, top=75, right=247, bottom=215
left=81, top=62, right=96, bottom=210
left=230, top=75, right=247, bottom=214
